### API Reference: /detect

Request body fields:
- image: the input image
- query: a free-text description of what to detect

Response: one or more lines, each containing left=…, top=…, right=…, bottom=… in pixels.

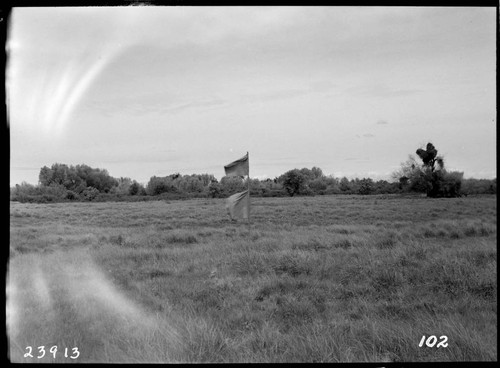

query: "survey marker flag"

left=224, top=152, right=249, bottom=177
left=225, top=190, right=250, bottom=220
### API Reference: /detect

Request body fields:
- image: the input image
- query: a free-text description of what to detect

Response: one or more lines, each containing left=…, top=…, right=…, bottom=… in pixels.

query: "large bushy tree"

left=38, top=163, right=118, bottom=193
left=394, top=142, right=463, bottom=197
left=279, top=169, right=306, bottom=196
left=358, top=178, right=374, bottom=195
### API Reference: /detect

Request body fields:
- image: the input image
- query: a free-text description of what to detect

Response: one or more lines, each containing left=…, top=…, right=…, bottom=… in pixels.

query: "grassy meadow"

left=8, top=194, right=497, bottom=362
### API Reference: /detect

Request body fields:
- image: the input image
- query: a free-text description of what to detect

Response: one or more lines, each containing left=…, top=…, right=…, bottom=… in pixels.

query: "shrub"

left=82, top=186, right=100, bottom=201
left=308, top=178, right=327, bottom=193
left=280, top=169, right=306, bottom=197
left=358, top=178, right=374, bottom=195
left=427, top=171, right=463, bottom=198
left=128, top=181, right=140, bottom=195
left=208, top=182, right=222, bottom=198
left=11, top=182, right=68, bottom=203
left=66, top=190, right=79, bottom=200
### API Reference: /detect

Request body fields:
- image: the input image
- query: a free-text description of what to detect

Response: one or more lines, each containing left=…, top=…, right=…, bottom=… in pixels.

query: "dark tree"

left=280, top=169, right=306, bottom=196
left=416, top=142, right=441, bottom=171
left=358, top=178, right=374, bottom=195
left=128, top=181, right=140, bottom=195
left=414, top=142, right=462, bottom=198
left=339, top=177, right=351, bottom=192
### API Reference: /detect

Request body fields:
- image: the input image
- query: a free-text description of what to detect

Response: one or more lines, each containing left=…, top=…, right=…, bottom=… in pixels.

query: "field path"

left=7, top=248, right=183, bottom=363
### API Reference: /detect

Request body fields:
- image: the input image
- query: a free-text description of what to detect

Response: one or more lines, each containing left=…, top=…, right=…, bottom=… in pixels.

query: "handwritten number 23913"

left=24, top=346, right=80, bottom=359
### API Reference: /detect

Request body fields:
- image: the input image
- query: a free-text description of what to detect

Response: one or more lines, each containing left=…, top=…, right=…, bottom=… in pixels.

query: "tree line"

left=10, top=143, right=496, bottom=203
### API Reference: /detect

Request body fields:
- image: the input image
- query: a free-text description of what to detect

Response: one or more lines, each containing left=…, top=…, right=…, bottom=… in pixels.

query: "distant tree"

left=394, top=143, right=462, bottom=197
left=392, top=156, right=421, bottom=184
left=146, top=176, right=175, bottom=195
left=75, top=164, right=117, bottom=193
left=138, top=184, right=147, bottom=196
left=112, top=177, right=133, bottom=195
left=65, top=190, right=79, bottom=200
left=425, top=170, right=463, bottom=198
left=82, top=186, right=99, bottom=201
left=128, top=181, right=140, bottom=195
left=339, top=177, right=351, bottom=193
left=181, top=175, right=204, bottom=193
left=393, top=155, right=433, bottom=193
left=461, top=178, right=497, bottom=195
left=43, top=163, right=80, bottom=189
left=38, top=166, right=54, bottom=186
left=398, top=176, right=409, bottom=189
left=374, top=180, right=399, bottom=194
left=416, top=142, right=444, bottom=171
left=311, top=166, right=324, bottom=179
left=208, top=182, right=222, bottom=198
left=358, top=178, right=374, bottom=195
left=349, top=178, right=360, bottom=194
left=280, top=169, right=306, bottom=196
left=309, top=177, right=328, bottom=194
left=198, top=173, right=218, bottom=187
left=38, top=163, right=118, bottom=193
left=323, top=175, right=340, bottom=194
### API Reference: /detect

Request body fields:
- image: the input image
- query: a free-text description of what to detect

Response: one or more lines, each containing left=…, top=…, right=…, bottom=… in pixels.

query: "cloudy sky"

left=8, top=6, right=496, bottom=186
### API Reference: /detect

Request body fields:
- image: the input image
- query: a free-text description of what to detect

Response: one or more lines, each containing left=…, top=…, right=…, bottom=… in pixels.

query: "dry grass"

left=8, top=194, right=497, bottom=362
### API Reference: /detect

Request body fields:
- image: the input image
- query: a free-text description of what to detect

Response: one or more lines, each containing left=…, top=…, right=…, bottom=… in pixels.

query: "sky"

left=8, top=6, right=496, bottom=186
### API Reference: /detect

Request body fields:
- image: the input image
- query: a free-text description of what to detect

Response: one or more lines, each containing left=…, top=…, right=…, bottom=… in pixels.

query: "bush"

left=309, top=178, right=328, bottom=194
left=66, top=190, right=79, bottom=200
left=128, top=181, right=140, bottom=195
left=82, top=186, right=100, bottom=201
left=461, top=178, right=497, bottom=195
left=39, top=163, right=118, bottom=193
left=280, top=169, right=306, bottom=196
left=146, top=176, right=177, bottom=195
left=208, top=182, right=222, bottom=198
left=11, top=182, right=68, bottom=203
left=358, top=178, right=374, bottom=195
left=427, top=171, right=463, bottom=198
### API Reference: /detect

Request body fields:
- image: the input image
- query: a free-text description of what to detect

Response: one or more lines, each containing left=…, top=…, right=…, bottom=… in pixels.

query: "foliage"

left=308, top=178, right=327, bottom=193
left=65, top=190, right=79, bottom=200
left=358, top=178, right=374, bottom=195
left=392, top=155, right=425, bottom=192
left=111, top=177, right=133, bottom=195
left=146, top=173, right=217, bottom=196
left=279, top=169, right=307, bottom=197
left=208, top=182, right=222, bottom=198
left=128, top=181, right=140, bottom=195
left=38, top=163, right=118, bottom=193
left=394, top=143, right=464, bottom=198
left=461, top=178, right=497, bottom=195
left=11, top=181, right=68, bottom=203
left=426, top=170, right=464, bottom=198
left=12, top=161, right=494, bottom=203
left=338, top=177, right=350, bottom=192
left=416, top=142, right=442, bottom=169
left=146, top=176, right=178, bottom=195
left=81, top=186, right=100, bottom=201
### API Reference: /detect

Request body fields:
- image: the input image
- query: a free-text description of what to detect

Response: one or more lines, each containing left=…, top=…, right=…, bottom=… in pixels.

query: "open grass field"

left=8, top=194, right=497, bottom=362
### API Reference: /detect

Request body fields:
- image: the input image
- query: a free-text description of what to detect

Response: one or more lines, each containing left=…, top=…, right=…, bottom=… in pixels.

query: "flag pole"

left=247, top=151, right=250, bottom=225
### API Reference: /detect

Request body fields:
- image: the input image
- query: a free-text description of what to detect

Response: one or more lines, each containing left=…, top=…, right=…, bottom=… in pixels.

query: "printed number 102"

left=419, top=335, right=448, bottom=348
